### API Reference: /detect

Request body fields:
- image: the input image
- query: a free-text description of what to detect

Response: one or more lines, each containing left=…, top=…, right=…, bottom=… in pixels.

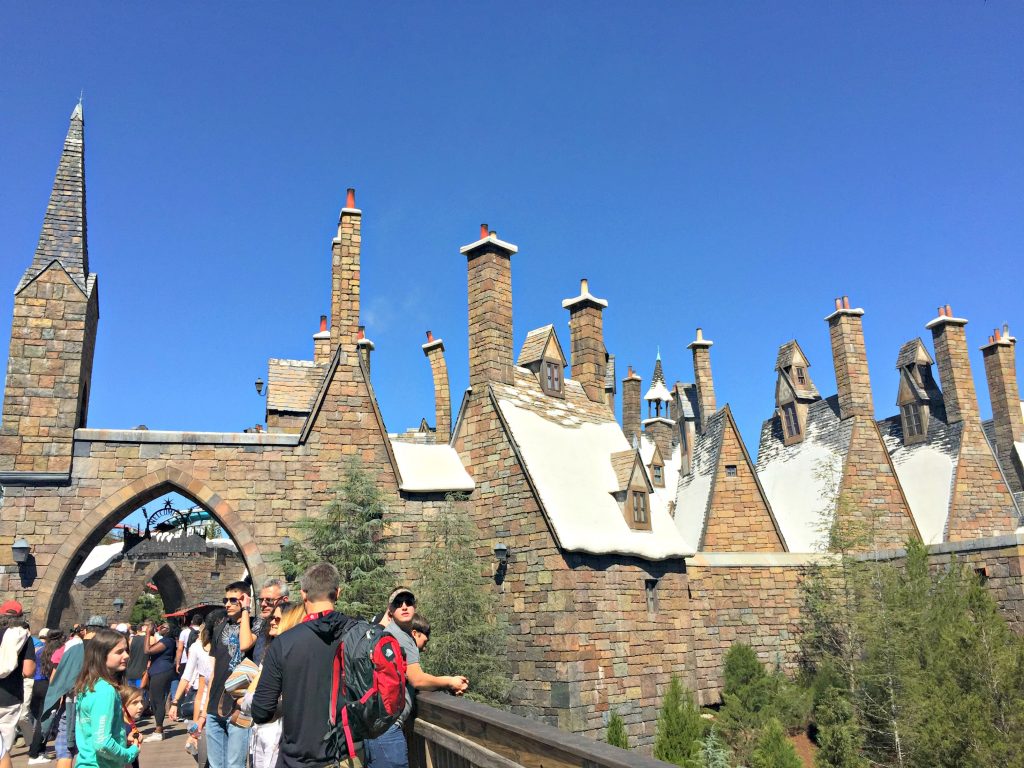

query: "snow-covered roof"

left=389, top=441, right=475, bottom=493
left=673, top=410, right=726, bottom=549
left=644, top=379, right=673, bottom=402
left=640, top=435, right=682, bottom=531
left=75, top=542, right=124, bottom=582
left=756, top=397, right=851, bottom=552
left=878, top=416, right=960, bottom=545
left=673, top=383, right=698, bottom=420
left=492, top=368, right=693, bottom=560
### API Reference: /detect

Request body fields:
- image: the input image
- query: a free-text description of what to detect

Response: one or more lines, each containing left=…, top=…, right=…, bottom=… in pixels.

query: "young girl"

left=72, top=628, right=140, bottom=768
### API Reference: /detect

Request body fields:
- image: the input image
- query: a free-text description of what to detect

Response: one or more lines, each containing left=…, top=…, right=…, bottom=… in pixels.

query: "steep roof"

left=490, top=367, right=693, bottom=560
left=266, top=359, right=326, bottom=413
left=756, top=396, right=853, bottom=552
left=674, top=409, right=727, bottom=550
left=673, top=383, right=699, bottom=420
left=18, top=104, right=90, bottom=295
left=610, top=450, right=639, bottom=490
left=895, top=337, right=934, bottom=369
left=774, top=340, right=809, bottom=372
left=644, top=353, right=672, bottom=402
left=604, top=354, right=616, bottom=393
left=774, top=341, right=819, bottom=401
left=516, top=325, right=566, bottom=367
left=640, top=434, right=682, bottom=526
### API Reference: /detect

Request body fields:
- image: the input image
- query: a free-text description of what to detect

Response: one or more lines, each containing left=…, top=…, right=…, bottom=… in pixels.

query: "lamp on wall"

left=11, top=539, right=30, bottom=565
left=113, top=597, right=125, bottom=614
left=255, top=377, right=265, bottom=396
left=493, top=542, right=510, bottom=563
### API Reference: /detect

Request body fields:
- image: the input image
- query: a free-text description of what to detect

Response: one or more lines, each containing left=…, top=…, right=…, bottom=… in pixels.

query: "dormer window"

left=632, top=492, right=648, bottom=524
left=783, top=402, right=800, bottom=437
left=652, top=464, right=664, bottom=487
left=901, top=402, right=923, bottom=438
left=544, top=360, right=562, bottom=395
left=795, top=367, right=806, bottom=385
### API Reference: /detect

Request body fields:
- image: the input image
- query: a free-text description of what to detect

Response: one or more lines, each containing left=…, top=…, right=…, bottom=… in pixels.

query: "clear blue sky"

left=2, top=3, right=1022, bottom=464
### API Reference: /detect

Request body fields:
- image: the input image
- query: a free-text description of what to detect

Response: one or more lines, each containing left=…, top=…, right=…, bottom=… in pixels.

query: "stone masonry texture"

left=983, top=339, right=1024, bottom=495
left=828, top=311, right=874, bottom=420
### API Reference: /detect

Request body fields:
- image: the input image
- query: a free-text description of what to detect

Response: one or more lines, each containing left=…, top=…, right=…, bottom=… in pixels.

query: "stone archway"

left=33, top=467, right=268, bottom=630
left=140, top=561, right=191, bottom=615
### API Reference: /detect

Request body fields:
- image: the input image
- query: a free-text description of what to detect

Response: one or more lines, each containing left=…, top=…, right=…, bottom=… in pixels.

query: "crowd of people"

left=0, top=564, right=468, bottom=768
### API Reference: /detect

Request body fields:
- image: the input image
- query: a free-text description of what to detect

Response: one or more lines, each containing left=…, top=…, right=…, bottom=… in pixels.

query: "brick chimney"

left=313, top=315, right=331, bottom=364
left=422, top=330, right=452, bottom=444
left=356, top=326, right=374, bottom=376
left=562, top=278, right=609, bottom=404
left=981, top=324, right=1024, bottom=492
left=925, top=304, right=979, bottom=424
left=460, top=224, right=518, bottom=388
left=331, top=187, right=361, bottom=354
left=825, top=297, right=873, bottom=420
left=687, top=328, right=717, bottom=432
left=622, top=366, right=642, bottom=443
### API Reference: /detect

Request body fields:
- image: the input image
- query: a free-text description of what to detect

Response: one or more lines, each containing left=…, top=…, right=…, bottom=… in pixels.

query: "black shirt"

left=0, top=628, right=35, bottom=707
left=125, top=635, right=148, bottom=679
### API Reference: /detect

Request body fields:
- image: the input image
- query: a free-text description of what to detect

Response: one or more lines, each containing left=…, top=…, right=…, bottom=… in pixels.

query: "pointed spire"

left=17, top=103, right=89, bottom=294
left=644, top=350, right=672, bottom=403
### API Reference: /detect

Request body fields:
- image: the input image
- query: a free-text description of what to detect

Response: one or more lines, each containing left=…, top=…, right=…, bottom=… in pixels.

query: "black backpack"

left=323, top=621, right=407, bottom=760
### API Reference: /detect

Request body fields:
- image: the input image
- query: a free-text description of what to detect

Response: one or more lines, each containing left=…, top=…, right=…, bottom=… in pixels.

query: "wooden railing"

left=410, top=692, right=675, bottom=768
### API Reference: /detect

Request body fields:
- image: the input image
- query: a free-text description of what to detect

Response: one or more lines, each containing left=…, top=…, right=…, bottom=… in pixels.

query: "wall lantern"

left=11, top=538, right=30, bottom=565
left=113, top=597, right=125, bottom=614
left=255, top=377, right=265, bottom=396
left=493, top=542, right=510, bottom=564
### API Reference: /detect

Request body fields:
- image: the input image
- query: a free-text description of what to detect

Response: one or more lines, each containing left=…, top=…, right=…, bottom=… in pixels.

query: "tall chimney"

left=562, top=278, right=609, bottom=404
left=313, top=314, right=331, bottom=364
left=622, top=366, right=642, bottom=443
left=981, top=324, right=1024, bottom=492
left=687, top=328, right=717, bottom=432
left=356, top=326, right=374, bottom=376
left=925, top=304, right=979, bottom=424
left=422, top=330, right=452, bottom=444
left=459, top=225, right=518, bottom=388
left=331, top=188, right=361, bottom=354
left=825, top=297, right=873, bottom=420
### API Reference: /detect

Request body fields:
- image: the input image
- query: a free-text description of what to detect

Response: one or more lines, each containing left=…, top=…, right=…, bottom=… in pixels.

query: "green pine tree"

left=750, top=719, right=801, bottom=768
left=606, top=710, right=629, bottom=749
left=700, top=727, right=733, bottom=768
left=276, top=458, right=393, bottom=619
left=129, top=592, right=164, bottom=624
left=653, top=676, right=704, bottom=767
left=414, top=493, right=511, bottom=706
left=814, top=688, right=866, bottom=768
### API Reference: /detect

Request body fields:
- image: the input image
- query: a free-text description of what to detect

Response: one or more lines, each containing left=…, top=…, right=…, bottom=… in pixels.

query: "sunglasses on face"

left=223, top=597, right=241, bottom=605
left=391, top=597, right=415, bottom=609
left=258, top=597, right=281, bottom=605
left=269, top=615, right=282, bottom=624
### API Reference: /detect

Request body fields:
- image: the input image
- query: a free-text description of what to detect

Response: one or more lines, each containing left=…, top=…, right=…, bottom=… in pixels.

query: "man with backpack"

left=252, top=563, right=360, bottom=768
left=362, top=588, right=469, bottom=768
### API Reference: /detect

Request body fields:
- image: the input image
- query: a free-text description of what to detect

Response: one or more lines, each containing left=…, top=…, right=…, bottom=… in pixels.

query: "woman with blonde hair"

left=243, top=603, right=304, bottom=768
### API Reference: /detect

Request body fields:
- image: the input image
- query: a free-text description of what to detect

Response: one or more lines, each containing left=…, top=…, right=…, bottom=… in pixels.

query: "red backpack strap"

left=329, top=638, right=344, bottom=727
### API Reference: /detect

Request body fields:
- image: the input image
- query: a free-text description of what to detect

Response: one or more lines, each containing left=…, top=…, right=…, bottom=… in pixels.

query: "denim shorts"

left=55, top=709, right=73, bottom=759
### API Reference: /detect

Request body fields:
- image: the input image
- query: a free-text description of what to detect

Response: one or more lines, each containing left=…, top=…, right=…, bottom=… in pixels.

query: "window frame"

left=632, top=491, right=648, bottom=524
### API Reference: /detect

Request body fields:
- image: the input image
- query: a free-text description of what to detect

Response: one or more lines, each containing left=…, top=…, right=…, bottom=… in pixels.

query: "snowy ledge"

left=688, top=551, right=836, bottom=568
left=75, top=429, right=300, bottom=446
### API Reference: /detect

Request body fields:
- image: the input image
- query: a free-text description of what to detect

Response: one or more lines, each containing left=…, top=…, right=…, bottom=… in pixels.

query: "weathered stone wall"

left=66, top=544, right=247, bottom=627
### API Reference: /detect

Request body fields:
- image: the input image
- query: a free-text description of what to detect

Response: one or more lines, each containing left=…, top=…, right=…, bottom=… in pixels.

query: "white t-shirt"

left=181, top=642, right=212, bottom=690
left=178, top=628, right=194, bottom=666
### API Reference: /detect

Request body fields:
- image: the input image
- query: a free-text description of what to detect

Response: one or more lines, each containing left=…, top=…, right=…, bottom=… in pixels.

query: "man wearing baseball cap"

left=0, top=600, right=35, bottom=763
left=362, top=588, right=468, bottom=768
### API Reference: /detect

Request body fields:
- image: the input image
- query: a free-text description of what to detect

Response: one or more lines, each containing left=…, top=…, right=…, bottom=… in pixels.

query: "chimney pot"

left=835, top=298, right=843, bottom=311
left=989, top=336, right=995, bottom=344
left=938, top=306, right=946, bottom=317
left=357, top=327, right=365, bottom=340
left=995, top=328, right=1001, bottom=341
left=945, top=304, right=953, bottom=316
left=695, top=327, right=704, bottom=341
left=580, top=278, right=588, bottom=293
left=346, top=188, right=356, bottom=208
left=426, top=330, right=434, bottom=342
left=319, top=314, right=327, bottom=332
left=1004, top=323, right=1011, bottom=337
left=480, top=223, right=489, bottom=239
left=489, top=230, right=497, bottom=239
left=843, top=296, right=850, bottom=309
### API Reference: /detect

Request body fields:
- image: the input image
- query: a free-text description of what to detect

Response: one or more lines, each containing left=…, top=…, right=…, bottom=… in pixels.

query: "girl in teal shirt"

left=73, top=628, right=140, bottom=768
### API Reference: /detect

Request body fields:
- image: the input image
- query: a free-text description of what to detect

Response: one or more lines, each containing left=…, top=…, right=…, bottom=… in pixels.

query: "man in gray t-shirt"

left=364, top=588, right=468, bottom=768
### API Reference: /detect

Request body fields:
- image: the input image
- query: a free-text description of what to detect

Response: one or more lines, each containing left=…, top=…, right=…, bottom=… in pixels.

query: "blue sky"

left=2, top=2, right=1022, bottom=475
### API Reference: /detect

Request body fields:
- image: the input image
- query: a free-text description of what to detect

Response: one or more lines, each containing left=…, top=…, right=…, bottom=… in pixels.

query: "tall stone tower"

left=0, top=104, right=99, bottom=477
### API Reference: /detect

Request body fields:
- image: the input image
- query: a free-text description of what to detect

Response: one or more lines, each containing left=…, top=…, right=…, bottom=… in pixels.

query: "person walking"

left=205, top=582, right=254, bottom=768
left=71, top=628, right=139, bottom=768
left=26, top=629, right=64, bottom=764
left=363, top=589, right=468, bottom=768
left=0, top=602, right=35, bottom=762
left=141, top=619, right=177, bottom=741
left=251, top=563, right=359, bottom=768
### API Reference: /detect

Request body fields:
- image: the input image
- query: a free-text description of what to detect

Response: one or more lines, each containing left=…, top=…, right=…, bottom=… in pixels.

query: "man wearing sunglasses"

left=252, top=578, right=289, bottom=665
left=363, top=588, right=468, bottom=768
left=205, top=581, right=255, bottom=768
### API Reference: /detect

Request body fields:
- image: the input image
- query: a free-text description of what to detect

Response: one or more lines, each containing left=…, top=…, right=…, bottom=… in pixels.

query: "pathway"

left=8, top=720, right=196, bottom=768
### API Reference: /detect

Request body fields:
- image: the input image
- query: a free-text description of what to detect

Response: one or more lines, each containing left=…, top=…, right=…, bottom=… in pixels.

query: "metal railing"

left=410, top=692, right=675, bottom=768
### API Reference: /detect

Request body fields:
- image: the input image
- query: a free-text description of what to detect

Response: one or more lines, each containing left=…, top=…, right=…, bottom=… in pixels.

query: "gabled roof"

left=489, top=367, right=693, bottom=560
left=674, top=408, right=727, bottom=550
left=774, top=340, right=809, bottom=372
left=774, top=341, right=819, bottom=401
left=516, top=325, right=567, bottom=367
left=895, top=338, right=934, bottom=369
left=389, top=441, right=474, bottom=493
left=610, top=450, right=639, bottom=489
left=266, top=359, right=326, bottom=413
left=673, top=383, right=699, bottom=420
left=18, top=104, right=90, bottom=295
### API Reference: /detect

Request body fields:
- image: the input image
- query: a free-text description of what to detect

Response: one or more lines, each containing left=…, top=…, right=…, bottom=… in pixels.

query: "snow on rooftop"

left=390, top=441, right=475, bottom=493
left=889, top=445, right=953, bottom=545
left=756, top=402, right=849, bottom=553
left=640, top=436, right=682, bottom=526
left=495, top=396, right=693, bottom=560
left=75, top=542, right=123, bottom=582
left=644, top=379, right=673, bottom=402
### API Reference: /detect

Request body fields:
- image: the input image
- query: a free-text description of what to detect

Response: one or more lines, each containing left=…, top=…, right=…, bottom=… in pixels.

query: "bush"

left=606, top=710, right=628, bottom=749
left=653, top=677, right=704, bottom=767
left=750, top=719, right=801, bottom=768
left=700, top=727, right=733, bottom=768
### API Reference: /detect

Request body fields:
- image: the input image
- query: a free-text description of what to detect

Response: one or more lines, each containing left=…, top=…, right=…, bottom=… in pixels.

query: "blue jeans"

left=204, top=713, right=249, bottom=768
left=364, top=722, right=408, bottom=768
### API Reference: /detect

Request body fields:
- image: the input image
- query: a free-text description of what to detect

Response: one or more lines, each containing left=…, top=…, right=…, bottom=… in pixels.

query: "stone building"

left=2, top=106, right=1023, bottom=746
